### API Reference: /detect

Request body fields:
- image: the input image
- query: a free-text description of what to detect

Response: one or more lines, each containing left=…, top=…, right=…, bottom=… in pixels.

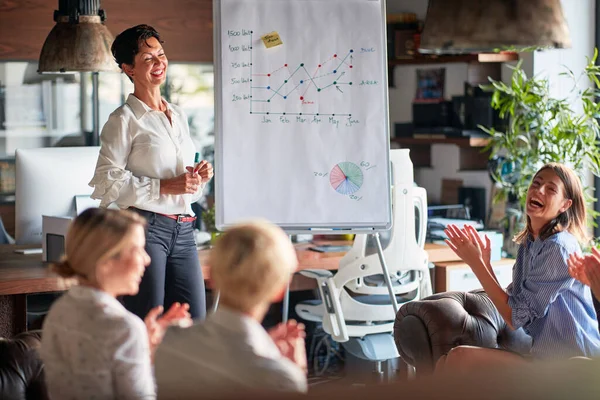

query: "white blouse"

left=41, top=285, right=155, bottom=400
left=89, top=94, right=205, bottom=216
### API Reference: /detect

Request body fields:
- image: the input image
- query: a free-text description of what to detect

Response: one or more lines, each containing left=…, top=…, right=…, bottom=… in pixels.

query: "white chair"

left=295, top=149, right=429, bottom=366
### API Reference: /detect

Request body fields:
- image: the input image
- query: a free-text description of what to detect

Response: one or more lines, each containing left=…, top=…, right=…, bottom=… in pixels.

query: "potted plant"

left=481, top=50, right=600, bottom=252
left=201, top=205, right=220, bottom=243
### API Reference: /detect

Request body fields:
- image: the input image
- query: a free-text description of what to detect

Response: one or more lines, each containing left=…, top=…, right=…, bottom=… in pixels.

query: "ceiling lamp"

left=38, top=0, right=117, bottom=73
left=419, top=0, right=571, bottom=54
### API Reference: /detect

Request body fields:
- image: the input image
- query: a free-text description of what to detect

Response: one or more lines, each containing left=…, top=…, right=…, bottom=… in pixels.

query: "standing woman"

left=89, top=24, right=213, bottom=320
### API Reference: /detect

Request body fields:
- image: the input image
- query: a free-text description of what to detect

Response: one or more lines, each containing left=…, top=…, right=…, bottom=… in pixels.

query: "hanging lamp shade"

left=419, top=0, right=571, bottom=54
left=38, top=0, right=118, bottom=73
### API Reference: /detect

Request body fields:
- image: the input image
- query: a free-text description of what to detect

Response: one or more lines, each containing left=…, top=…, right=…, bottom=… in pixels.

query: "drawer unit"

left=435, top=258, right=514, bottom=293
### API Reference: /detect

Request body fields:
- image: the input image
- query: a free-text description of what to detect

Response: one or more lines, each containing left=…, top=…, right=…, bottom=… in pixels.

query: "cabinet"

left=434, top=258, right=514, bottom=293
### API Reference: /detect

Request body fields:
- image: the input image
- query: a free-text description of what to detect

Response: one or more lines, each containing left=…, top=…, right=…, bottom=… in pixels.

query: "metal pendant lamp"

left=38, top=0, right=117, bottom=147
left=419, top=0, right=571, bottom=54
left=38, top=0, right=117, bottom=73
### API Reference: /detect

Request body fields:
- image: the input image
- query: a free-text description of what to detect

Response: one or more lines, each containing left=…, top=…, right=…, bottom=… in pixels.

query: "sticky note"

left=261, top=32, right=283, bottom=48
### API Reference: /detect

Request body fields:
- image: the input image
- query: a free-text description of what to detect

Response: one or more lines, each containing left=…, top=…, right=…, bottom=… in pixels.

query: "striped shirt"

left=507, top=230, right=600, bottom=359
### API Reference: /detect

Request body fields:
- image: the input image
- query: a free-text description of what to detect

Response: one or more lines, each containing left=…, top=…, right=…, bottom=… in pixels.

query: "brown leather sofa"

left=393, top=289, right=533, bottom=375
left=0, top=331, right=48, bottom=400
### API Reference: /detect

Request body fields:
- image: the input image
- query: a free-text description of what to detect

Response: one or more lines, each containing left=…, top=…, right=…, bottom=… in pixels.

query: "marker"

left=194, top=152, right=201, bottom=174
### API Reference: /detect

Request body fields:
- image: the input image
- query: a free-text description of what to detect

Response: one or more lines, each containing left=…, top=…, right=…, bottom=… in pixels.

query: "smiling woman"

left=88, top=24, right=214, bottom=321
left=438, top=163, right=600, bottom=372
left=40, top=208, right=192, bottom=399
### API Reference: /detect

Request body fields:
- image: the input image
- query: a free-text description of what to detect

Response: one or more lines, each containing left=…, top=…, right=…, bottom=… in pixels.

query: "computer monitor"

left=15, top=146, right=101, bottom=244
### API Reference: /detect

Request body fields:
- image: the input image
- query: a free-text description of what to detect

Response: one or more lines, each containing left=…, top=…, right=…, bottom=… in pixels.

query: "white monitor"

left=15, top=146, right=101, bottom=245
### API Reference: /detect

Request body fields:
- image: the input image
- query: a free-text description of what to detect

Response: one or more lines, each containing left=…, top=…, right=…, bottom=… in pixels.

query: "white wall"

left=533, top=0, right=596, bottom=104
left=533, top=0, right=595, bottom=192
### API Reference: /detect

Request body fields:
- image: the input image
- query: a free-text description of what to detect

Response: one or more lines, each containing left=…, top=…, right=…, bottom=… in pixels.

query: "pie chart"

left=329, top=162, right=363, bottom=195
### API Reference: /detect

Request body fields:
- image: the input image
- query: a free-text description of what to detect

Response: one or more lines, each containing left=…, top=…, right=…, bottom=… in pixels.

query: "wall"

left=0, top=0, right=213, bottom=62
left=387, top=0, right=492, bottom=206
left=387, top=0, right=594, bottom=215
left=533, top=0, right=596, bottom=199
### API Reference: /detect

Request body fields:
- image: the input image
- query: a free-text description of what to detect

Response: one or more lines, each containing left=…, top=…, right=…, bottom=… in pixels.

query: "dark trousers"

left=123, top=209, right=206, bottom=321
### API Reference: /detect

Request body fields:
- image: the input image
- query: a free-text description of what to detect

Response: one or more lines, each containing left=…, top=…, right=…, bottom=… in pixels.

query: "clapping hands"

left=567, top=248, right=600, bottom=301
left=444, top=224, right=492, bottom=271
left=144, top=302, right=193, bottom=362
left=268, top=320, right=308, bottom=373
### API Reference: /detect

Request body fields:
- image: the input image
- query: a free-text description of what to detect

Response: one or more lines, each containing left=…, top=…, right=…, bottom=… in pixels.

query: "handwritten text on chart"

left=256, top=115, right=360, bottom=127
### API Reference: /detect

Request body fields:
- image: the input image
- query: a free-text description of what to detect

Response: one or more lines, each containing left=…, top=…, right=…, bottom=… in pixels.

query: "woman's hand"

left=568, top=253, right=591, bottom=286
left=160, top=171, right=202, bottom=195
left=467, top=225, right=492, bottom=267
left=144, top=302, right=192, bottom=362
left=268, top=320, right=308, bottom=373
left=568, top=248, right=600, bottom=301
left=190, top=160, right=214, bottom=184
left=444, top=224, right=486, bottom=272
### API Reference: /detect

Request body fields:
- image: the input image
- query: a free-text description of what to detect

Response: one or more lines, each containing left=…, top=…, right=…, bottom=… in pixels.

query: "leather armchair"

left=0, top=331, right=48, bottom=400
left=393, top=290, right=532, bottom=375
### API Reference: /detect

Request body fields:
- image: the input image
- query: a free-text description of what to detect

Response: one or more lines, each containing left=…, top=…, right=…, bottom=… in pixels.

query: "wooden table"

left=0, top=242, right=459, bottom=337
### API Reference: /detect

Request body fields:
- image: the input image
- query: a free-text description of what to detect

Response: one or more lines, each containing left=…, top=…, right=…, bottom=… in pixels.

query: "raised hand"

left=144, top=302, right=192, bottom=362
left=268, top=320, right=307, bottom=373
left=588, top=248, right=600, bottom=301
left=569, top=248, right=600, bottom=301
left=567, top=253, right=590, bottom=286
left=444, top=224, right=485, bottom=271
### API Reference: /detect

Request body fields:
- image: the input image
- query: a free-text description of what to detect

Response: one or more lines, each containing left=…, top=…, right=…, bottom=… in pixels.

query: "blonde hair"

left=208, top=220, right=298, bottom=313
left=515, top=162, right=589, bottom=245
left=52, top=208, right=146, bottom=283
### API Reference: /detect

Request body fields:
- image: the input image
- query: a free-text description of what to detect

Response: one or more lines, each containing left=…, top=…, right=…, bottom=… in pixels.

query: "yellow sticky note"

left=261, top=32, right=283, bottom=48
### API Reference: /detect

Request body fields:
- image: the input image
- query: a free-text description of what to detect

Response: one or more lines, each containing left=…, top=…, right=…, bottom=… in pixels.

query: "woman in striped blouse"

left=437, top=163, right=600, bottom=373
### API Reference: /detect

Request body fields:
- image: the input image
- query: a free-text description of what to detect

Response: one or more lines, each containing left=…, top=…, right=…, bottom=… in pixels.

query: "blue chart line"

left=249, top=35, right=355, bottom=116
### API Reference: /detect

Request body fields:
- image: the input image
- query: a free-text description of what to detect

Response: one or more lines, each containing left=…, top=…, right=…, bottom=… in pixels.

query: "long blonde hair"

left=52, top=208, right=146, bottom=283
left=515, top=163, right=589, bottom=244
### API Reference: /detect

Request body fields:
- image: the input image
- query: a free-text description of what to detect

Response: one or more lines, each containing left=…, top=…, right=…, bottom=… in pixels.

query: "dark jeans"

left=123, top=209, right=206, bottom=321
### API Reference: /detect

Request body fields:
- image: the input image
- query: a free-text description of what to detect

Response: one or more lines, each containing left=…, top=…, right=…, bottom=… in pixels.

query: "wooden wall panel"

left=0, top=0, right=213, bottom=63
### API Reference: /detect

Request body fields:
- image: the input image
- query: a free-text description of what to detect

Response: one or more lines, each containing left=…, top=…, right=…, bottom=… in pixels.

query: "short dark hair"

left=111, top=24, right=163, bottom=70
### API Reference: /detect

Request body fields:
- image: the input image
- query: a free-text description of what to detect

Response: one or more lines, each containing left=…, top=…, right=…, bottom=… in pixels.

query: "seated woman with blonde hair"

left=155, top=220, right=308, bottom=399
left=41, top=208, right=191, bottom=399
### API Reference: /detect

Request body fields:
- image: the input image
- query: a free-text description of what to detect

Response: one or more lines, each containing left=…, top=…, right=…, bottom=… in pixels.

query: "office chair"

left=295, top=150, right=430, bottom=376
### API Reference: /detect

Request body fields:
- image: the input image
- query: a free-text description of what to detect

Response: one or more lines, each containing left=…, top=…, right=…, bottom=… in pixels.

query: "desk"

left=0, top=242, right=459, bottom=337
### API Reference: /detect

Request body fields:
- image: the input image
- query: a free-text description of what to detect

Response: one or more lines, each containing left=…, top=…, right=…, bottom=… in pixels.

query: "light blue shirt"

left=507, top=230, right=600, bottom=359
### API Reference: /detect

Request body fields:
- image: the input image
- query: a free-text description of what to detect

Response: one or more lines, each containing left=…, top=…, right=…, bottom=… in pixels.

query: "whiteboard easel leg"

left=373, top=232, right=399, bottom=315
left=282, top=280, right=290, bottom=323
left=282, top=235, right=292, bottom=322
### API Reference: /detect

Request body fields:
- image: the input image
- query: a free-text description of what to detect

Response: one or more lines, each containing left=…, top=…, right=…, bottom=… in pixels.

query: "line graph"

left=248, top=31, right=355, bottom=117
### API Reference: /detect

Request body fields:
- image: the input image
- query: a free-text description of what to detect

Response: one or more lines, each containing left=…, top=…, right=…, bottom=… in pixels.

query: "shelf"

left=391, top=136, right=490, bottom=148
left=388, top=52, right=519, bottom=66
left=387, top=52, right=518, bottom=87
